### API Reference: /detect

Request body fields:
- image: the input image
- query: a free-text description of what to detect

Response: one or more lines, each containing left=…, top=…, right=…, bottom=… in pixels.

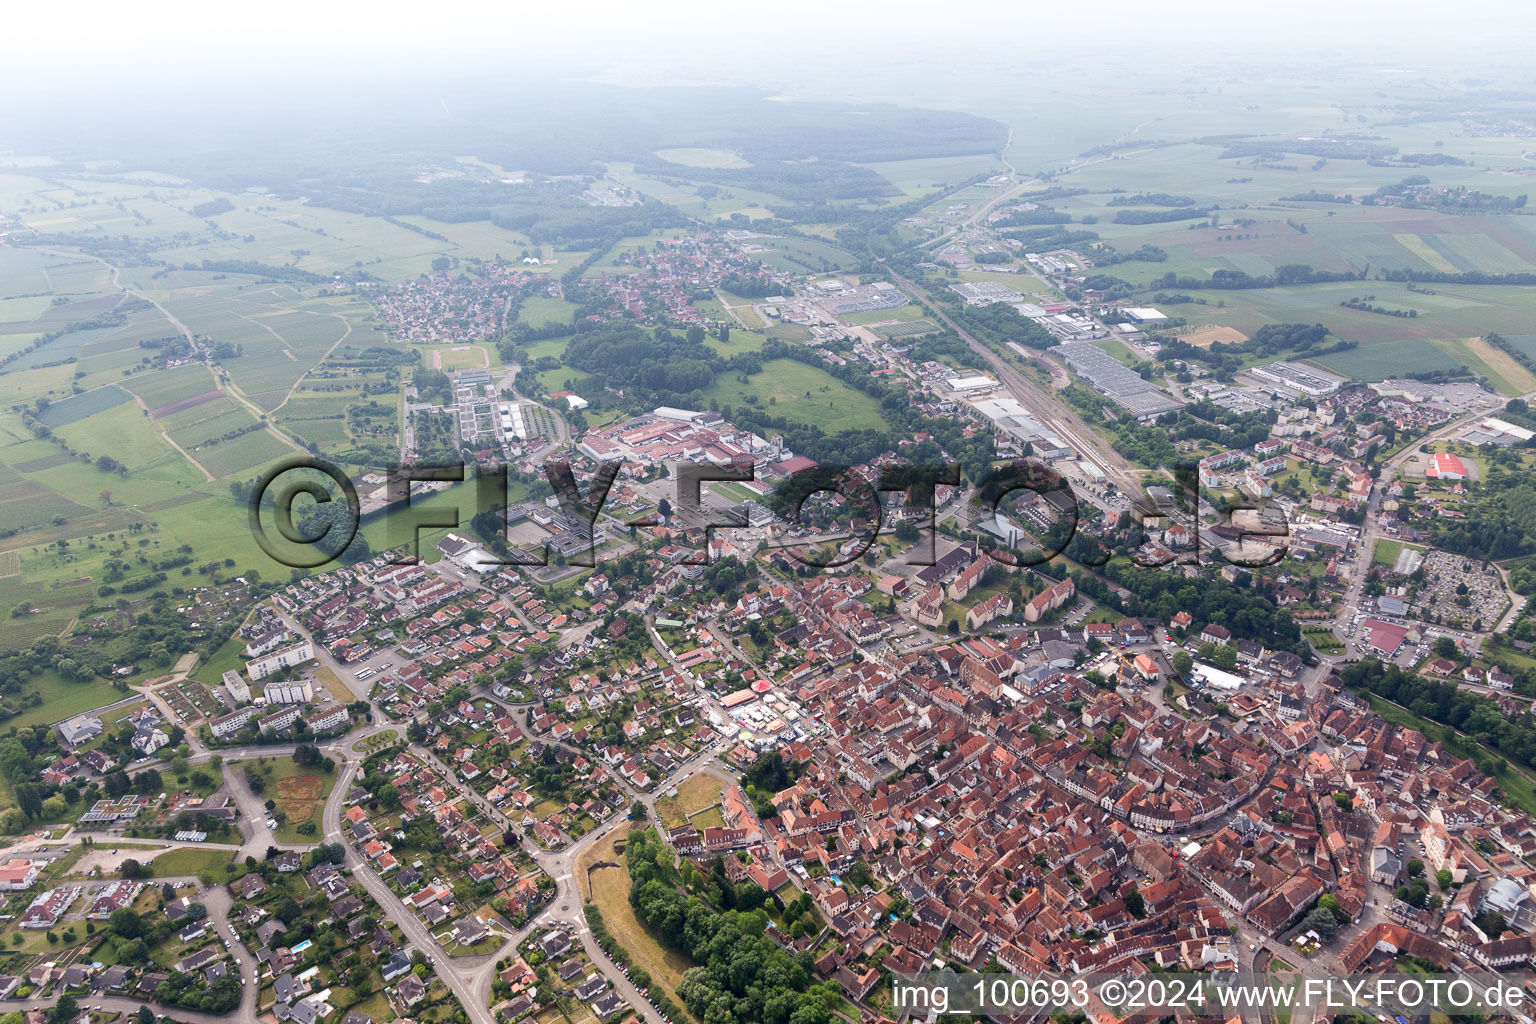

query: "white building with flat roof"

left=1250, top=361, right=1342, bottom=397
left=946, top=375, right=998, bottom=392
left=221, top=670, right=251, bottom=704
left=1190, top=662, right=1245, bottom=690
left=248, top=640, right=315, bottom=682
left=263, top=678, right=315, bottom=704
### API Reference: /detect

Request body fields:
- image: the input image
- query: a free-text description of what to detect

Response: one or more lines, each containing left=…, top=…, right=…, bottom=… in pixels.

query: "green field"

left=1309, top=339, right=1467, bottom=381
left=142, top=847, right=239, bottom=879
left=698, top=359, right=887, bottom=433
left=654, top=148, right=751, bottom=169
left=839, top=303, right=929, bottom=326
left=6, top=672, right=124, bottom=730
left=35, top=386, right=133, bottom=427
left=1426, top=336, right=1536, bottom=395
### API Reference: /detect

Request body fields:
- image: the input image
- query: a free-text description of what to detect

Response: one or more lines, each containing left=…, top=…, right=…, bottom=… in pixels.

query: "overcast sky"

left=5, top=0, right=1533, bottom=97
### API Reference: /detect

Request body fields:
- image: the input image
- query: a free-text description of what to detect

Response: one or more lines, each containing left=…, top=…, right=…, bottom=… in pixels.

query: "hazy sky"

left=6, top=0, right=1534, bottom=97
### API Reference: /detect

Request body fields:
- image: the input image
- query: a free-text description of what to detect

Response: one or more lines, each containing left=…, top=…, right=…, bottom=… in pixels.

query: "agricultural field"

left=606, top=163, right=794, bottom=223
left=653, top=148, right=752, bottom=169
left=739, top=234, right=855, bottom=275
left=858, top=153, right=1005, bottom=199
left=36, top=384, right=134, bottom=426
left=124, top=364, right=220, bottom=412
left=52, top=399, right=176, bottom=469
left=1430, top=337, right=1536, bottom=395
left=1308, top=339, right=1467, bottom=381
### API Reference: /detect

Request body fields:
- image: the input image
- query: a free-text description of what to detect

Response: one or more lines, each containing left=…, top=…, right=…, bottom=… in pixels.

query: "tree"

left=0, top=808, right=24, bottom=834
left=1301, top=906, right=1337, bottom=942
left=1436, top=869, right=1453, bottom=891
left=1171, top=651, right=1194, bottom=676
left=1395, top=881, right=1430, bottom=909
left=630, top=801, right=648, bottom=821
left=0, top=740, right=36, bottom=786
left=1406, top=858, right=1424, bottom=878
left=1435, top=637, right=1459, bottom=660
left=109, top=907, right=144, bottom=939
left=119, top=858, right=147, bottom=880
left=49, top=995, right=79, bottom=1024
left=1124, top=888, right=1146, bottom=918
left=13, top=784, right=42, bottom=820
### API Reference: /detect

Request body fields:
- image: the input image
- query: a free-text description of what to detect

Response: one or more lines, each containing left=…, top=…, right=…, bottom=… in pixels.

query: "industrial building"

left=971, top=397, right=1072, bottom=459
left=1250, top=361, right=1343, bottom=397
left=819, top=281, right=907, bottom=316
left=1053, top=343, right=1182, bottom=419
left=946, top=374, right=999, bottom=393
left=950, top=281, right=1023, bottom=305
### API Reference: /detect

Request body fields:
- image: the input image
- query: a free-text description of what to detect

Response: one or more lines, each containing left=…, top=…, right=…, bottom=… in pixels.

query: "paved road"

left=0, top=873, right=259, bottom=1023
left=321, top=757, right=500, bottom=1024
left=1323, top=391, right=1520, bottom=654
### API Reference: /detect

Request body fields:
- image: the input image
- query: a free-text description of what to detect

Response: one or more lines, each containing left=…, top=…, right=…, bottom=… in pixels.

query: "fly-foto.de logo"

left=244, top=455, right=1288, bottom=571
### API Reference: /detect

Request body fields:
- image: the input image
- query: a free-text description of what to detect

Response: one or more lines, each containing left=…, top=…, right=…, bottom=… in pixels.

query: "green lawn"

left=352, top=728, right=400, bottom=753
left=1372, top=539, right=1402, bottom=567
left=192, top=618, right=254, bottom=687
left=239, top=756, right=338, bottom=841
left=698, top=359, right=887, bottom=433
left=8, top=672, right=126, bottom=730
left=1303, top=627, right=1345, bottom=654
left=142, top=847, right=239, bottom=879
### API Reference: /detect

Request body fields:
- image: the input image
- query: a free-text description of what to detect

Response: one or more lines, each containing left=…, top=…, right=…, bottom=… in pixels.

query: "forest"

left=626, top=829, right=843, bottom=1024
left=27, top=85, right=1006, bottom=213
left=561, top=322, right=750, bottom=400
left=1149, top=265, right=1365, bottom=291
